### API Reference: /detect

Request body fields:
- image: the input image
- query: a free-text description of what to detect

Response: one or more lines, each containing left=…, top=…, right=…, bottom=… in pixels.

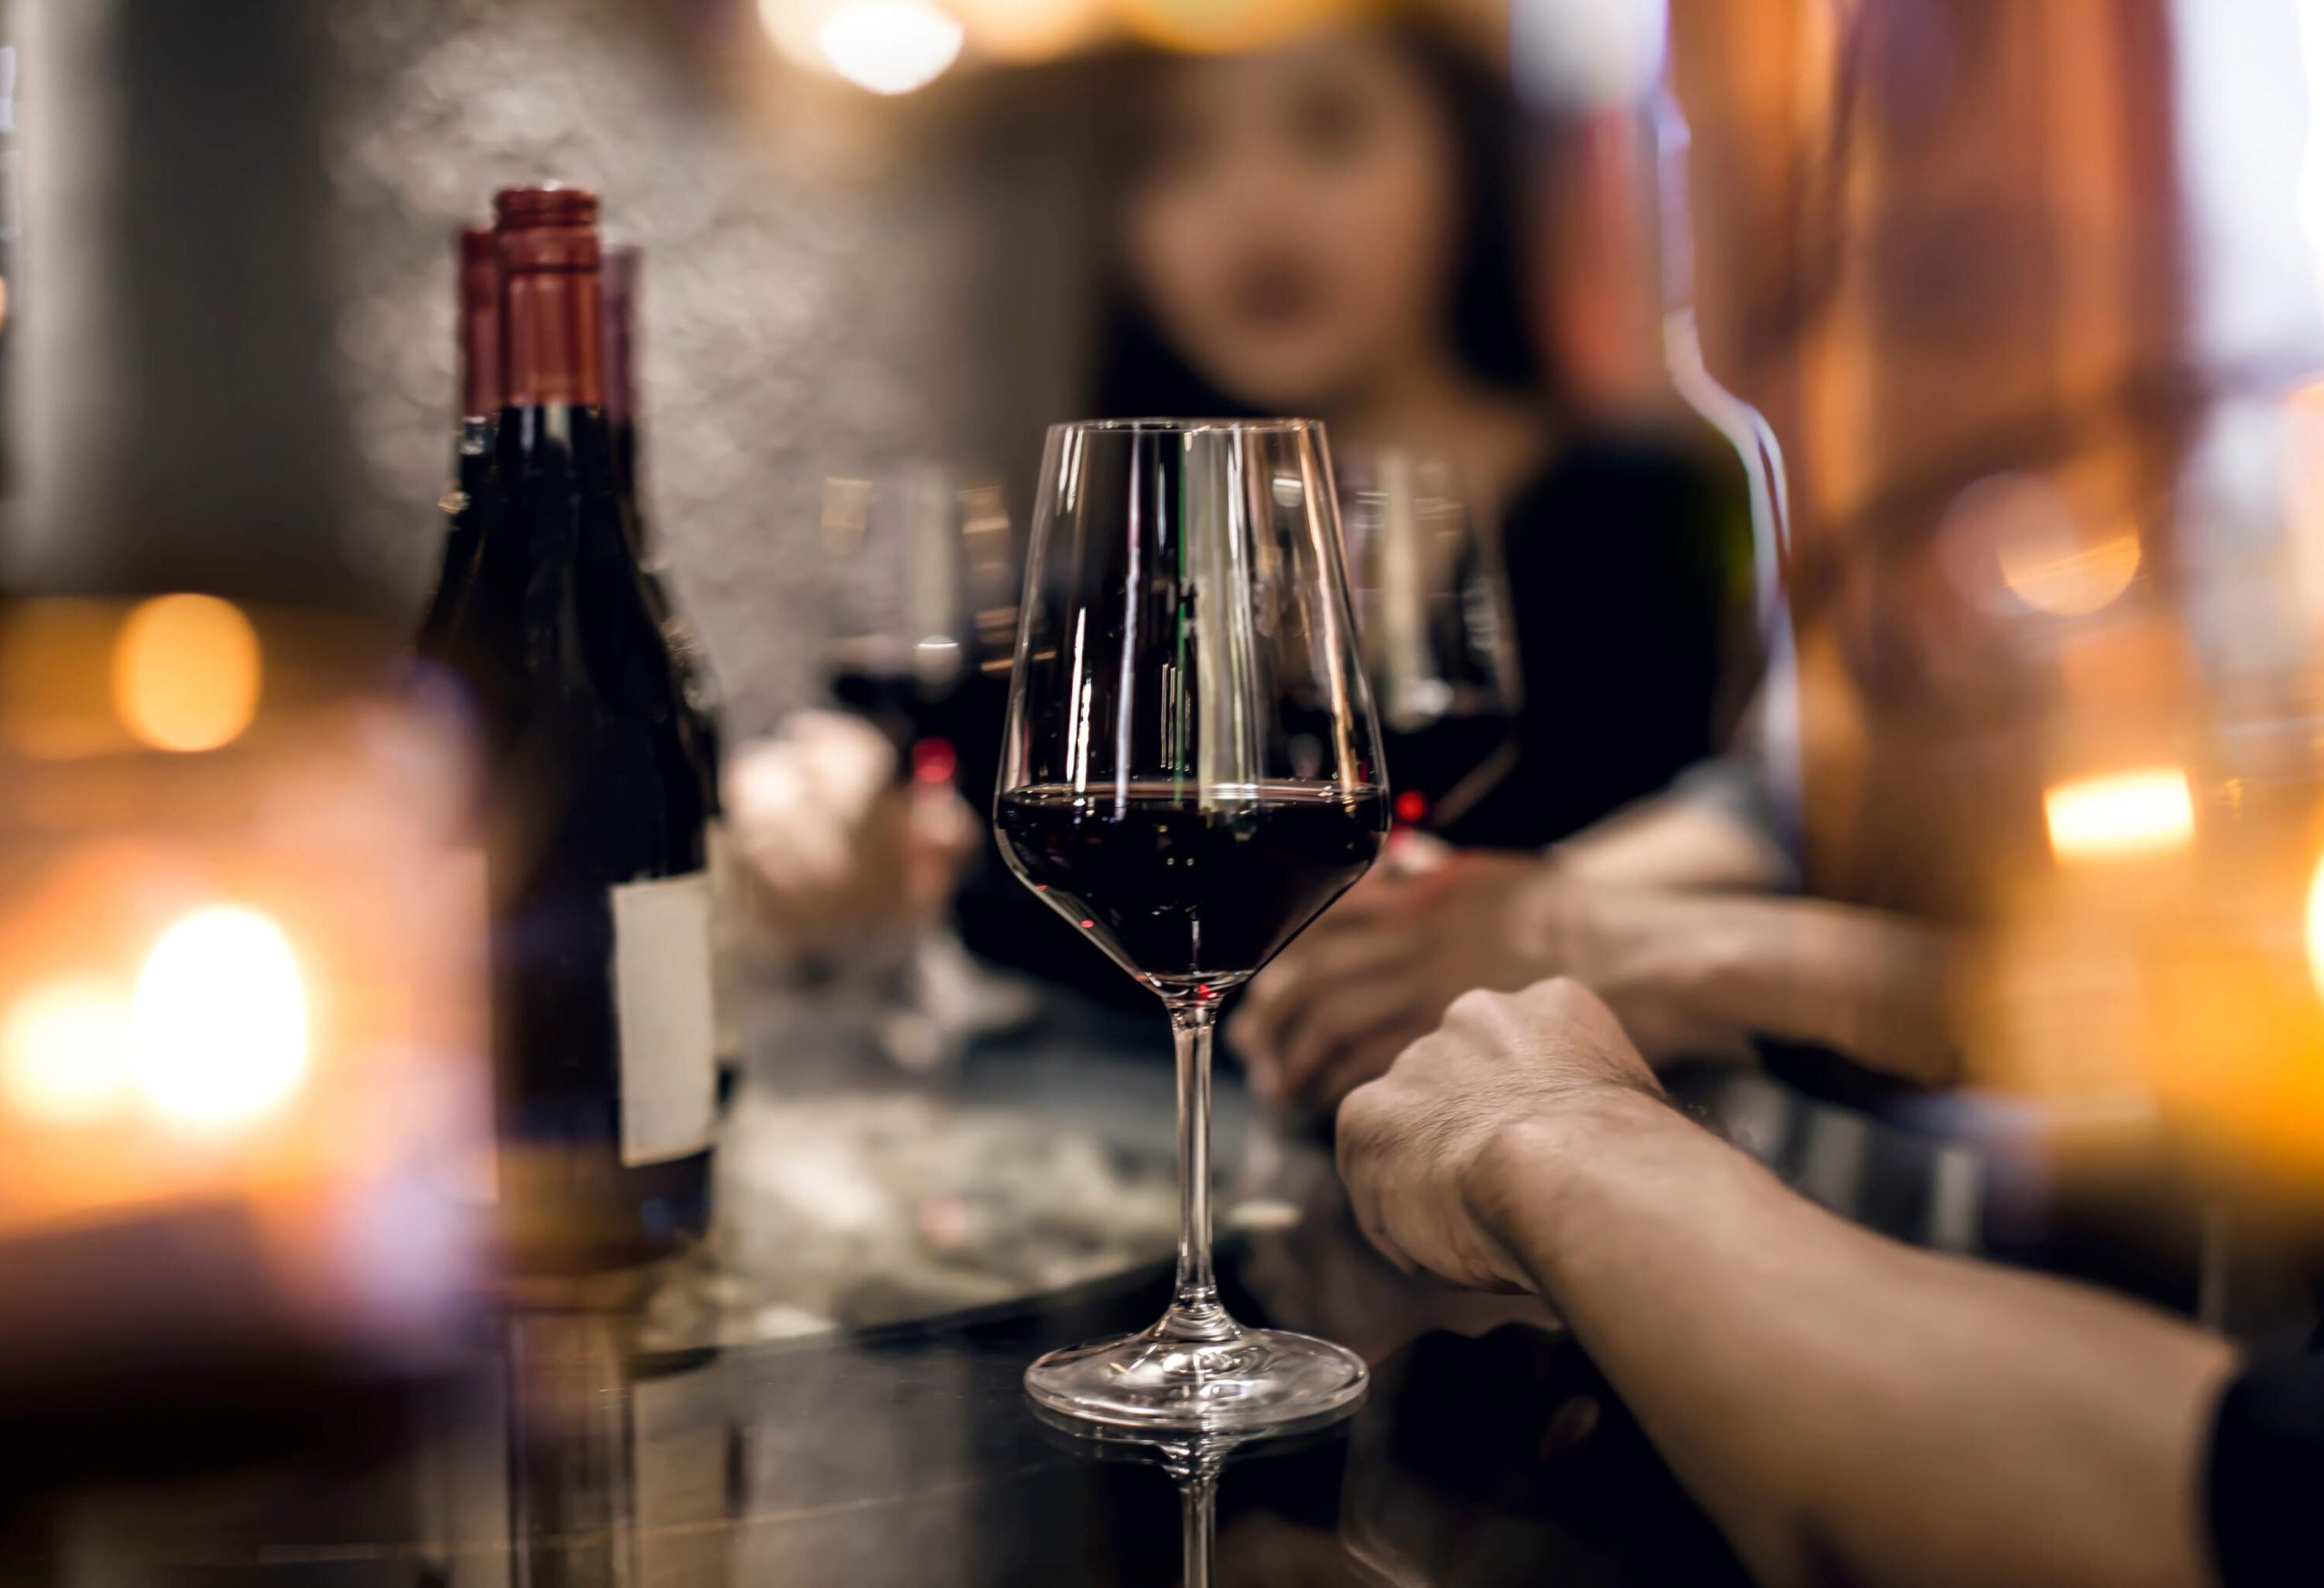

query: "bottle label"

left=611, top=868, right=717, bottom=1166
left=703, top=816, right=741, bottom=1067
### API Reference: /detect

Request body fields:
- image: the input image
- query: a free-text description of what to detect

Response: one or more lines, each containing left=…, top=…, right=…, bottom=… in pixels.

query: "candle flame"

left=2043, top=767, right=2194, bottom=863
left=131, top=904, right=309, bottom=1129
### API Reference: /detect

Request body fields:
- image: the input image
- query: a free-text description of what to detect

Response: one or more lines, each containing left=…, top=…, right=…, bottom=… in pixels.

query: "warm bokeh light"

left=1118, top=0, right=1353, bottom=54
left=2043, top=767, right=2196, bottom=862
left=1996, top=528, right=2142, bottom=616
left=2304, top=844, right=2324, bottom=1007
left=130, top=904, right=309, bottom=1129
left=756, top=0, right=830, bottom=71
left=1941, top=472, right=2142, bottom=618
left=2, top=979, right=134, bottom=1126
left=2283, top=380, right=2324, bottom=632
left=950, top=0, right=1107, bottom=61
left=816, top=0, right=964, bottom=93
left=111, top=594, right=263, bottom=754
left=1512, top=0, right=1667, bottom=110
left=0, top=598, right=126, bottom=759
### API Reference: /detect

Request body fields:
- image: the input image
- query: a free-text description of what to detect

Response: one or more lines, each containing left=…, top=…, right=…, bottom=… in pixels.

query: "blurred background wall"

left=320, top=0, right=1099, bottom=733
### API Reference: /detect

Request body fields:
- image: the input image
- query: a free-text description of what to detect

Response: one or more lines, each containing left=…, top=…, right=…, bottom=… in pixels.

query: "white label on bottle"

left=611, top=869, right=717, bottom=1166
left=704, top=816, right=741, bottom=1065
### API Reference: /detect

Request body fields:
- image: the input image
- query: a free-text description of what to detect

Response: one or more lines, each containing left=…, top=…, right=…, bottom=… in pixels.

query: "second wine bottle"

left=449, top=183, right=717, bottom=1272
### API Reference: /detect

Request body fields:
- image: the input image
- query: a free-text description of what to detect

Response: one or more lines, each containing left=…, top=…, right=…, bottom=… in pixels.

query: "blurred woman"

left=1091, top=22, right=1742, bottom=845
left=947, top=21, right=1747, bottom=1002
left=743, top=21, right=1745, bottom=1015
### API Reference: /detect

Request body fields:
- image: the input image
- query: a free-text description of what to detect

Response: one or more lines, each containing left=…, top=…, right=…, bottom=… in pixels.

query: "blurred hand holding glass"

left=997, top=418, right=1386, bottom=1431
left=725, top=466, right=1019, bottom=1076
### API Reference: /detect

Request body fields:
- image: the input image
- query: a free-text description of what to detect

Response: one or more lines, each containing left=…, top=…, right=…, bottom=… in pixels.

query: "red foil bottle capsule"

left=493, top=184, right=604, bottom=409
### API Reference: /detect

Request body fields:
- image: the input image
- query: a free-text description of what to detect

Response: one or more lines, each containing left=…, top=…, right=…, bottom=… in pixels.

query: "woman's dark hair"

left=1088, top=21, right=1551, bottom=419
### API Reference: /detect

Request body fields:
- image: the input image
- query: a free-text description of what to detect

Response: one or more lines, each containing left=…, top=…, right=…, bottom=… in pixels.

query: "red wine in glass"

left=996, top=781, right=1385, bottom=1001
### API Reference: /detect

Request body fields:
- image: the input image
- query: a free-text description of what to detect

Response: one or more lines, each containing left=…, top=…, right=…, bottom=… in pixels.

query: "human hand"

left=726, top=711, right=975, bottom=970
left=1230, top=845, right=1755, bottom=1110
left=1336, top=979, right=1662, bottom=1293
left=1233, top=1112, right=1559, bottom=1363
left=1228, top=847, right=1572, bottom=1110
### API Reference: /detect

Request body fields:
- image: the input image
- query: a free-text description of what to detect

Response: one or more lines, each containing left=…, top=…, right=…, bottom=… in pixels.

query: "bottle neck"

left=609, top=416, right=647, bottom=556
left=459, top=278, right=500, bottom=422
left=497, top=400, right=616, bottom=486
left=503, top=267, right=605, bottom=409
left=601, top=266, right=637, bottom=428
left=452, top=412, right=495, bottom=493
left=1649, top=89, right=1697, bottom=327
left=599, top=257, right=647, bottom=542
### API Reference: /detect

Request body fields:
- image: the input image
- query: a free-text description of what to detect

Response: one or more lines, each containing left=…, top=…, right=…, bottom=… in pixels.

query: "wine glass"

left=997, top=418, right=1388, bottom=1430
left=821, top=463, right=1017, bottom=774
left=808, top=463, right=1025, bottom=1070
left=1337, top=448, right=1521, bottom=833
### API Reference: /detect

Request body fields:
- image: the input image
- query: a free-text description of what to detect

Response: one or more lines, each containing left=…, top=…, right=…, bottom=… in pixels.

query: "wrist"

left=1507, top=855, right=1583, bottom=977
left=1512, top=865, right=1676, bottom=999
left=1459, top=1084, right=1674, bottom=1293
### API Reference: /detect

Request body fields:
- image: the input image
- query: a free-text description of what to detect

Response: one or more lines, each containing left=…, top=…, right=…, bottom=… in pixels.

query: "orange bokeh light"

left=110, top=594, right=262, bottom=754
left=2043, top=767, right=2194, bottom=863
left=1996, top=528, right=2142, bottom=616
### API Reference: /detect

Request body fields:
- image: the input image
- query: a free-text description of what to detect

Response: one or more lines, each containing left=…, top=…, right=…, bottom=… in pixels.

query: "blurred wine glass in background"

left=819, top=462, right=1017, bottom=781
left=1334, top=448, right=1521, bottom=836
left=724, top=463, right=1025, bottom=1076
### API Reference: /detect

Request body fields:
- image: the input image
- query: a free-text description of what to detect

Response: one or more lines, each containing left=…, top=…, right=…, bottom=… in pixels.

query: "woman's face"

left=1120, top=35, right=1466, bottom=414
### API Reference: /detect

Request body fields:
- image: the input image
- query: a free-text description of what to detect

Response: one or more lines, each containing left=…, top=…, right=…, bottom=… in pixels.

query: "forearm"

left=1472, top=1092, right=2235, bottom=1588
left=1556, top=791, right=1790, bottom=893
left=1605, top=893, right=1958, bottom=1082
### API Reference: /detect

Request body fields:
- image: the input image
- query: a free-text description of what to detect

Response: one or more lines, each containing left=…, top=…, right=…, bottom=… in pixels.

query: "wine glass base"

left=1025, top=1323, right=1368, bottom=1434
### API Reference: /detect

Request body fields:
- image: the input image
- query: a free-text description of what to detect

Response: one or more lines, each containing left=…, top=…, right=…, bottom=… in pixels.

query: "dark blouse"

left=2209, top=1348, right=2324, bottom=1586
left=1440, top=427, right=1743, bottom=850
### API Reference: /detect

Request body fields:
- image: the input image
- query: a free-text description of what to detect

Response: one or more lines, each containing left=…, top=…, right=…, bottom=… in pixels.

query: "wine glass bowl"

left=821, top=464, right=1015, bottom=766
left=998, top=418, right=1386, bottom=1431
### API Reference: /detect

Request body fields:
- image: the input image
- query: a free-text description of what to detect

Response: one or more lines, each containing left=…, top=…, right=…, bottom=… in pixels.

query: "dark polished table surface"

left=1, top=1266, right=1744, bottom=1587
left=0, top=985, right=2018, bottom=1588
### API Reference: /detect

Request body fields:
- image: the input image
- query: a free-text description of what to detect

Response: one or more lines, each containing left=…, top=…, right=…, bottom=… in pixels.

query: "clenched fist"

left=1335, top=979, right=1662, bottom=1293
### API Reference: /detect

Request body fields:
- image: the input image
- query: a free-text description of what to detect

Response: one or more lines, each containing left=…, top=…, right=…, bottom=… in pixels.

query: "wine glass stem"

left=1181, top=1466, right=1218, bottom=1588
left=1163, top=1003, right=1234, bottom=1342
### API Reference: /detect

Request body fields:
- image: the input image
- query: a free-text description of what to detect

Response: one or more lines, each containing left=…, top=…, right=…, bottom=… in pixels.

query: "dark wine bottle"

left=600, top=242, right=737, bottom=1076
left=415, top=225, right=499, bottom=660
left=458, top=184, right=716, bottom=1272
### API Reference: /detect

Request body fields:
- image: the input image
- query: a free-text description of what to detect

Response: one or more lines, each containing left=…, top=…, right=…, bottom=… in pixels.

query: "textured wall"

left=320, top=0, right=1093, bottom=731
